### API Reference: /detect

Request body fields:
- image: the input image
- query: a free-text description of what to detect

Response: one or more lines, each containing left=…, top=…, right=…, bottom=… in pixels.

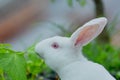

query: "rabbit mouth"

left=36, top=52, right=44, bottom=59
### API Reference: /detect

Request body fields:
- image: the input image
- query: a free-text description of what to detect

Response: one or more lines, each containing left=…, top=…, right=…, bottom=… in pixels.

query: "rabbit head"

left=35, top=17, right=107, bottom=71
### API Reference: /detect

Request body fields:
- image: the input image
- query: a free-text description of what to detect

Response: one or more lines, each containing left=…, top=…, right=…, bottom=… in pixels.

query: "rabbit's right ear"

left=70, top=17, right=107, bottom=47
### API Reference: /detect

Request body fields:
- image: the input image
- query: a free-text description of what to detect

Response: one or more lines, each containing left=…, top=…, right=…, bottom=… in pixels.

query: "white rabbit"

left=35, top=17, right=116, bottom=80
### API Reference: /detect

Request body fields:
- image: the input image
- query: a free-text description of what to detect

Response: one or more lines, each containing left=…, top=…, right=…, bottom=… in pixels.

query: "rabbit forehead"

left=40, top=36, right=71, bottom=46
left=36, top=36, right=71, bottom=53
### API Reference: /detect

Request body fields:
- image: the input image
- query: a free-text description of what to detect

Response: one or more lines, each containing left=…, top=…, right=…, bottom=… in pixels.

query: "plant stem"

left=1, top=73, right=5, bottom=80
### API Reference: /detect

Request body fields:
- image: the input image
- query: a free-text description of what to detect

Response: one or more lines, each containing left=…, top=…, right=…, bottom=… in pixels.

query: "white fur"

left=36, top=17, right=116, bottom=80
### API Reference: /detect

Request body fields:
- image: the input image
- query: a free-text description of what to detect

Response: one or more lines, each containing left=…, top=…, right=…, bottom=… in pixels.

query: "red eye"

left=51, top=42, right=59, bottom=49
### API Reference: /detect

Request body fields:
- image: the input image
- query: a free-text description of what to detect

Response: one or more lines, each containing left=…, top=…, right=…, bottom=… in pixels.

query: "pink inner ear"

left=75, top=24, right=99, bottom=46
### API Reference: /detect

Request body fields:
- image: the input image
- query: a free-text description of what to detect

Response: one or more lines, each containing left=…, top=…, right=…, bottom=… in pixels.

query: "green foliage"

left=0, top=46, right=26, bottom=80
left=51, top=0, right=86, bottom=7
left=67, top=0, right=73, bottom=7
left=0, top=44, right=52, bottom=80
left=25, top=45, right=51, bottom=80
left=77, top=0, right=86, bottom=6
left=0, top=44, right=11, bottom=48
left=83, top=41, right=120, bottom=79
left=51, top=0, right=56, bottom=3
left=26, top=45, right=44, bottom=75
left=67, top=0, right=86, bottom=7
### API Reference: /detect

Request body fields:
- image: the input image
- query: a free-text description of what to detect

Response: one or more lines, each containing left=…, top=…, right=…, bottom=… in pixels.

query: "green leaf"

left=26, top=45, right=51, bottom=77
left=77, top=0, right=86, bottom=6
left=67, top=0, right=73, bottom=7
left=51, top=0, right=56, bottom=3
left=0, top=44, right=11, bottom=48
left=0, top=49, right=27, bottom=80
left=26, top=46, right=45, bottom=75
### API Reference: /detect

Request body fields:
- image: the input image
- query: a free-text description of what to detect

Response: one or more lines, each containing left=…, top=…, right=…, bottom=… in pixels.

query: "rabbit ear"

left=70, top=17, right=107, bottom=47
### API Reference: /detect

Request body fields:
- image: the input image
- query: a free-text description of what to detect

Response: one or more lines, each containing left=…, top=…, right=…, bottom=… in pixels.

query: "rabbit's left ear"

left=70, top=17, right=107, bottom=47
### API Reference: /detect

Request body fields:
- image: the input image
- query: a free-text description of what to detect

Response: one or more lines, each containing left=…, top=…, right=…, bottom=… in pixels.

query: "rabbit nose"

left=35, top=43, right=44, bottom=58
left=35, top=43, right=41, bottom=53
